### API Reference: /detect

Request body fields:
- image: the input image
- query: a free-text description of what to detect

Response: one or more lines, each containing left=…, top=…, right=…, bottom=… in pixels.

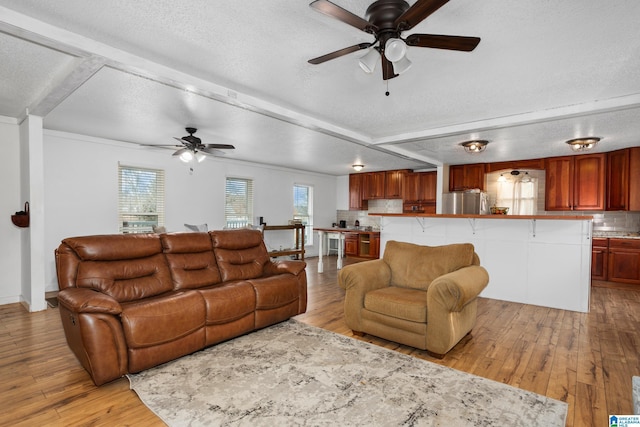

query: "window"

left=225, top=177, right=254, bottom=228
left=118, top=164, right=165, bottom=233
left=293, top=184, right=313, bottom=245
left=496, top=171, right=538, bottom=215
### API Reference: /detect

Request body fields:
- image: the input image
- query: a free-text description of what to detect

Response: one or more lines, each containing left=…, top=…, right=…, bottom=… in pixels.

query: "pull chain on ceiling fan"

left=307, top=0, right=480, bottom=83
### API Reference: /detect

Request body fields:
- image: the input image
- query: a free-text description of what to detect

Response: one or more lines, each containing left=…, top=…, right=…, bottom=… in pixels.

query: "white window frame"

left=293, top=184, right=313, bottom=245
left=225, top=177, right=254, bottom=228
left=118, top=164, right=165, bottom=233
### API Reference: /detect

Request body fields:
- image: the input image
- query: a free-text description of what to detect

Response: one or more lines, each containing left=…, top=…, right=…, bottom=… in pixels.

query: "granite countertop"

left=593, top=231, right=640, bottom=239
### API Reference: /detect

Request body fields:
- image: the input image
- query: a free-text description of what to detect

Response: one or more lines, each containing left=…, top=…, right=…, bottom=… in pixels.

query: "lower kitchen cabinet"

left=345, top=233, right=359, bottom=257
left=344, top=232, right=380, bottom=258
left=591, top=238, right=608, bottom=281
left=608, top=238, right=640, bottom=284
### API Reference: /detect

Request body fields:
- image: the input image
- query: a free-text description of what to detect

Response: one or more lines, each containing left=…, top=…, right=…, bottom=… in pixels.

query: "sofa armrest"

left=427, top=265, right=489, bottom=312
left=263, top=260, right=307, bottom=276
left=58, top=288, right=122, bottom=315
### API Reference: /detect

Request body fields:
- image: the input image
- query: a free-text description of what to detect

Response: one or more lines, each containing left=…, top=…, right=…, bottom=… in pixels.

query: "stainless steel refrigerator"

left=442, top=192, right=489, bottom=215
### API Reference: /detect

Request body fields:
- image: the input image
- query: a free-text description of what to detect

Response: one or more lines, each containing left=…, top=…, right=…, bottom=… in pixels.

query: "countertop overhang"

left=368, top=213, right=593, bottom=220
left=313, top=227, right=380, bottom=234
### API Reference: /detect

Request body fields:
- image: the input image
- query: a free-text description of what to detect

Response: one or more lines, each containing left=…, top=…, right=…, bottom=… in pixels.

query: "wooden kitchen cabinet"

left=591, top=238, right=609, bottom=280
left=403, top=171, right=436, bottom=201
left=348, top=174, right=368, bottom=211
left=449, top=164, right=486, bottom=191
left=384, top=170, right=408, bottom=199
left=608, top=238, right=640, bottom=284
left=365, top=172, right=386, bottom=200
left=419, top=172, right=437, bottom=202
left=344, top=232, right=380, bottom=258
left=345, top=233, right=359, bottom=256
left=403, top=171, right=436, bottom=213
left=545, top=154, right=605, bottom=211
left=403, top=172, right=420, bottom=201
left=606, top=147, right=640, bottom=211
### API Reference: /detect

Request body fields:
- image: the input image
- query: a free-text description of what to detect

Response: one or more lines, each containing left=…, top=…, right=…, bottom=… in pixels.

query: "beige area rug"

left=128, top=320, right=567, bottom=426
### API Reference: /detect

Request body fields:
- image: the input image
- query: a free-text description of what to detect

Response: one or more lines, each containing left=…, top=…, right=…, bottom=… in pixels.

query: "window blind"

left=225, top=177, right=254, bottom=228
left=293, top=184, right=313, bottom=245
left=118, top=164, right=165, bottom=233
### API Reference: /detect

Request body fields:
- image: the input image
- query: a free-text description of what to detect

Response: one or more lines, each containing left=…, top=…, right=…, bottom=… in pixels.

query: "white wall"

left=42, top=130, right=337, bottom=292
left=0, top=119, right=23, bottom=305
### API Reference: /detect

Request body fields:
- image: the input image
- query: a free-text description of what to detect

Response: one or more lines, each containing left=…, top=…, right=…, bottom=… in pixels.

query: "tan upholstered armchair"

left=338, top=240, right=489, bottom=357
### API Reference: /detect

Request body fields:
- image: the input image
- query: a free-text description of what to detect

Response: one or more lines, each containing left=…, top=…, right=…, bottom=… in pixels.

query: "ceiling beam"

left=372, top=93, right=640, bottom=146
left=26, top=56, right=105, bottom=119
left=0, top=6, right=375, bottom=147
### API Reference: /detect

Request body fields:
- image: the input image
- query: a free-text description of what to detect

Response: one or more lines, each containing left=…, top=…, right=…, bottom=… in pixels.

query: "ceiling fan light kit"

left=308, top=0, right=481, bottom=85
left=565, top=137, right=601, bottom=152
left=165, top=127, right=235, bottom=167
left=358, top=48, right=379, bottom=73
left=384, top=38, right=407, bottom=62
left=460, top=140, right=488, bottom=153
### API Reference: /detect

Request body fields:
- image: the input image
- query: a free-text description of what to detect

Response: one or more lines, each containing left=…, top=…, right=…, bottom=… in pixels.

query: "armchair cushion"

left=365, top=287, right=427, bottom=323
left=383, top=241, right=475, bottom=290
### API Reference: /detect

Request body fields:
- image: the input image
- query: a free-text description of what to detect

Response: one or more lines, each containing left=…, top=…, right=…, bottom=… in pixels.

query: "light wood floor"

left=2, top=256, right=639, bottom=426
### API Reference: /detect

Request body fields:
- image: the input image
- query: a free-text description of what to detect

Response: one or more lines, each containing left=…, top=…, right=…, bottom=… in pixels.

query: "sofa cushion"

left=75, top=253, right=173, bottom=302
left=383, top=241, right=475, bottom=290
left=161, top=233, right=222, bottom=290
left=249, top=275, right=300, bottom=310
left=211, top=229, right=270, bottom=281
left=63, top=234, right=162, bottom=261
left=120, top=291, right=205, bottom=348
left=197, top=281, right=256, bottom=325
left=364, top=287, right=428, bottom=323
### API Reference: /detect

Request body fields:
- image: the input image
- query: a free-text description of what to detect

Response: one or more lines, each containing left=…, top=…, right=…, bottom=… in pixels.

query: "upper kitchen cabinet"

left=545, top=153, right=605, bottom=211
left=384, top=170, right=410, bottom=199
left=607, top=147, right=640, bottom=211
left=403, top=171, right=436, bottom=202
left=365, top=172, right=386, bottom=200
left=349, top=173, right=368, bottom=211
left=419, top=172, right=437, bottom=202
left=449, top=164, right=486, bottom=191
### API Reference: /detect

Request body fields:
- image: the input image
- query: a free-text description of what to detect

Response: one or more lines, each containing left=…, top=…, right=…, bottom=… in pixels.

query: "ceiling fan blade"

left=394, top=0, right=450, bottom=31
left=405, top=34, right=480, bottom=51
left=205, top=143, right=235, bottom=150
left=308, top=43, right=371, bottom=64
left=381, top=56, right=398, bottom=81
left=310, top=0, right=376, bottom=33
left=172, top=147, right=189, bottom=157
left=201, top=147, right=227, bottom=156
left=173, top=137, right=186, bottom=144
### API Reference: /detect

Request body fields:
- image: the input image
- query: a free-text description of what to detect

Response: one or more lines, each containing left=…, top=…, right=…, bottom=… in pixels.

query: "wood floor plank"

left=0, top=256, right=639, bottom=426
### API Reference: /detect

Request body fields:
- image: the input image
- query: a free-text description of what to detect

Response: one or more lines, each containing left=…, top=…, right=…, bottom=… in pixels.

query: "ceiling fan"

left=307, top=0, right=480, bottom=81
left=170, top=127, right=235, bottom=163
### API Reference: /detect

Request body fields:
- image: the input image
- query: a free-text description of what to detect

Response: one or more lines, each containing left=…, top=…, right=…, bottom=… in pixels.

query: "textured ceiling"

left=1, top=0, right=640, bottom=175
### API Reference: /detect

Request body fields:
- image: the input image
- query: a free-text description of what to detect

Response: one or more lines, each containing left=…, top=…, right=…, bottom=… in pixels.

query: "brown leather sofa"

left=55, top=229, right=307, bottom=385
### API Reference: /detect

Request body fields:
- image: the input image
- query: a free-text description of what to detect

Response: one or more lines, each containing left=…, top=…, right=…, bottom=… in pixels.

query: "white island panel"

left=378, top=216, right=591, bottom=313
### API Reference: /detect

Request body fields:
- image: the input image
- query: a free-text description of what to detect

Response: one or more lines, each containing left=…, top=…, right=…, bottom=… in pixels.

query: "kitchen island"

left=370, top=213, right=593, bottom=313
left=313, top=227, right=380, bottom=273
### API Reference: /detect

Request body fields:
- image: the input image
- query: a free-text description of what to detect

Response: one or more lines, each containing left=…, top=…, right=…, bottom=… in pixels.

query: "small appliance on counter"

left=339, top=220, right=347, bottom=228
left=442, top=191, right=490, bottom=215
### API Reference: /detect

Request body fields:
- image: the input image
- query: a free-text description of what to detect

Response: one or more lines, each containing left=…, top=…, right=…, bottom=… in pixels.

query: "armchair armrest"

left=427, top=265, right=489, bottom=312
left=338, top=259, right=391, bottom=293
left=338, top=259, right=391, bottom=332
left=263, top=260, right=307, bottom=276
left=57, top=288, right=122, bottom=315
